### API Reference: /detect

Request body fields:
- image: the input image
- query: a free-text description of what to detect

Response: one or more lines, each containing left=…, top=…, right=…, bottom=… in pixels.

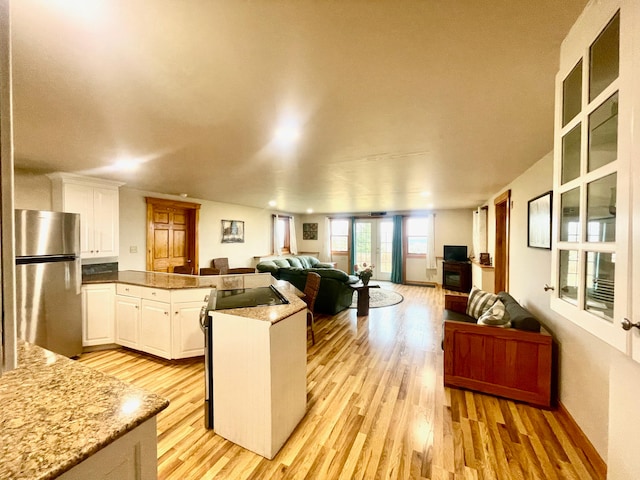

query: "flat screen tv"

left=444, top=245, right=468, bottom=262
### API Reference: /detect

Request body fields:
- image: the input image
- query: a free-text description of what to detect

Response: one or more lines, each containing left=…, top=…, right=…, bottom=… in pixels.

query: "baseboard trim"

left=405, top=281, right=438, bottom=288
left=556, top=401, right=607, bottom=478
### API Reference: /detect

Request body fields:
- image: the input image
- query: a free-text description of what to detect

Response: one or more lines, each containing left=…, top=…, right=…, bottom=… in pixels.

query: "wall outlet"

left=130, top=245, right=138, bottom=253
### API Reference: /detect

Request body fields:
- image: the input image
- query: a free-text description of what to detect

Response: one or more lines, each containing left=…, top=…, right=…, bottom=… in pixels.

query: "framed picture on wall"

left=528, top=191, right=552, bottom=249
left=221, top=220, right=244, bottom=243
left=302, top=223, right=318, bottom=240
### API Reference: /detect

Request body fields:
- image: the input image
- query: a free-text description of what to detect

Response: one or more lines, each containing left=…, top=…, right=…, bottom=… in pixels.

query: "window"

left=552, top=9, right=628, bottom=352
left=406, top=217, right=428, bottom=255
left=330, top=219, right=349, bottom=253
left=274, top=215, right=291, bottom=254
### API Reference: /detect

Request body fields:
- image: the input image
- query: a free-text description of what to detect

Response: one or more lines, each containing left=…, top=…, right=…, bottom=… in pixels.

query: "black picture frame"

left=302, top=222, right=318, bottom=240
left=221, top=219, right=244, bottom=243
left=528, top=191, right=552, bottom=249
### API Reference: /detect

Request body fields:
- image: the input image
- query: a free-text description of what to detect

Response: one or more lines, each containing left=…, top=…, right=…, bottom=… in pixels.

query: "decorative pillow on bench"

left=477, top=299, right=511, bottom=327
left=466, top=286, right=497, bottom=319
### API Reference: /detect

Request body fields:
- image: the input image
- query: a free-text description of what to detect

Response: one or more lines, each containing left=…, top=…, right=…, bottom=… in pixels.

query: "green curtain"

left=391, top=215, right=403, bottom=283
left=349, top=217, right=356, bottom=274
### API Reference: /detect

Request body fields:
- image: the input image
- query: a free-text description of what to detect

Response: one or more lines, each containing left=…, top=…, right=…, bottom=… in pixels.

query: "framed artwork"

left=221, top=220, right=244, bottom=243
left=528, top=191, right=552, bottom=249
left=303, top=222, right=318, bottom=240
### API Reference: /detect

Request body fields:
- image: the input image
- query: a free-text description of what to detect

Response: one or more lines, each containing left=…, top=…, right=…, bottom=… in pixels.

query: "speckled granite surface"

left=211, top=286, right=306, bottom=324
left=82, top=270, right=219, bottom=289
left=0, top=342, right=169, bottom=480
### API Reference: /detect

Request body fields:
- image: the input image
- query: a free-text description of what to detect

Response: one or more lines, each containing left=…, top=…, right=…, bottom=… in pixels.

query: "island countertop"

left=210, top=282, right=307, bottom=324
left=82, top=269, right=219, bottom=289
left=0, top=342, right=169, bottom=480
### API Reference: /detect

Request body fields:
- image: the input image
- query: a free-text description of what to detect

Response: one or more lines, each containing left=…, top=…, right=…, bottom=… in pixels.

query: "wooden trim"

left=556, top=401, right=607, bottom=478
left=494, top=189, right=511, bottom=292
left=145, top=197, right=201, bottom=210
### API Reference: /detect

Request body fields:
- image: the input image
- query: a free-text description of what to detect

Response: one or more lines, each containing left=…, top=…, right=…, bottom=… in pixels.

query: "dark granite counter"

left=82, top=270, right=218, bottom=289
left=0, top=342, right=169, bottom=480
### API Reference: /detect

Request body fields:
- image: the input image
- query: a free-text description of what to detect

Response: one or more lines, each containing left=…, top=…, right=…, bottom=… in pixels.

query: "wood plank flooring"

left=78, top=284, right=605, bottom=479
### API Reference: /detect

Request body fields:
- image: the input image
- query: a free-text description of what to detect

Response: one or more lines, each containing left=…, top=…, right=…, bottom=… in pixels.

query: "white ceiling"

left=10, top=0, right=588, bottom=214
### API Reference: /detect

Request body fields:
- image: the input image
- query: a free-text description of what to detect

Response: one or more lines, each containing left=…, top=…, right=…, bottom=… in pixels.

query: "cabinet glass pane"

left=588, top=92, right=618, bottom=172
left=562, top=124, right=581, bottom=184
left=560, top=187, right=580, bottom=242
left=587, top=173, right=616, bottom=242
left=585, top=251, right=614, bottom=321
left=559, top=250, right=579, bottom=305
left=589, top=12, right=619, bottom=101
left=563, top=60, right=582, bottom=126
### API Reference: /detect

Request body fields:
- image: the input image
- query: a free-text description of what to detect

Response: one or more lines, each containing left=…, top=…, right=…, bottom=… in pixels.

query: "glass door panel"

left=354, top=219, right=393, bottom=281
left=563, top=60, right=582, bottom=126
left=589, top=12, right=619, bottom=101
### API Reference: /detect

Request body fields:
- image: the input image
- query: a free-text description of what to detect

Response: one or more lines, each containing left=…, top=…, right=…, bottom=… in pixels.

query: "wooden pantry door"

left=146, top=197, right=200, bottom=273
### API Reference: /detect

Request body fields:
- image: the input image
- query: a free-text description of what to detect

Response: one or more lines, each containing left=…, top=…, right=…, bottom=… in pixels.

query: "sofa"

left=256, top=256, right=359, bottom=315
left=443, top=289, right=555, bottom=407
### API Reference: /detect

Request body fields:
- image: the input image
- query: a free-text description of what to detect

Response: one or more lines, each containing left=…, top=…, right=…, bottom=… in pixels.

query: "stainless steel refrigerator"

left=15, top=209, right=82, bottom=357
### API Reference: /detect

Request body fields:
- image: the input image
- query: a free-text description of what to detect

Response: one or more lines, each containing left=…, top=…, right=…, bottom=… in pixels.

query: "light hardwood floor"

left=78, top=284, right=606, bottom=479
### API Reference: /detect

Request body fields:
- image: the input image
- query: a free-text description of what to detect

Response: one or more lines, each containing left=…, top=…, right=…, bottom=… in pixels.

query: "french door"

left=354, top=219, right=393, bottom=281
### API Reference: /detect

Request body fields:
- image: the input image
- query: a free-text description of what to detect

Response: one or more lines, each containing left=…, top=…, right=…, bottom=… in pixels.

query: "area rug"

left=349, top=288, right=404, bottom=309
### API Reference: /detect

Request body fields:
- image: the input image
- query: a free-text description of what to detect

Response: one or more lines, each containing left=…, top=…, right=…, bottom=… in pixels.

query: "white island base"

left=211, top=308, right=307, bottom=459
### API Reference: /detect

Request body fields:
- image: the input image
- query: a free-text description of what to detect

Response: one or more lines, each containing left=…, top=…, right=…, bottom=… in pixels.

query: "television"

left=443, top=245, right=468, bottom=262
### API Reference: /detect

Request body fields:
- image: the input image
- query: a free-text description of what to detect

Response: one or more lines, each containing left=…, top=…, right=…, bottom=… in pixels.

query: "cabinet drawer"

left=116, top=284, right=142, bottom=297
left=141, top=287, right=171, bottom=303
left=171, top=288, right=212, bottom=303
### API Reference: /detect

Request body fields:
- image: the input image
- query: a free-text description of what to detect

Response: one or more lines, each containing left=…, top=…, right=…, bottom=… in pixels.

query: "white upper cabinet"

left=49, top=173, right=123, bottom=259
left=552, top=0, right=640, bottom=357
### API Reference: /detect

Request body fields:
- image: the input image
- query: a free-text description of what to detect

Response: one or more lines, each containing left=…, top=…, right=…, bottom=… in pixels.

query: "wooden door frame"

left=494, top=190, right=511, bottom=292
left=146, top=197, right=200, bottom=273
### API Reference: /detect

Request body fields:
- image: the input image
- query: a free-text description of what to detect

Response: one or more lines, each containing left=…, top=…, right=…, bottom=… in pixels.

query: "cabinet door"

left=82, top=284, right=115, bottom=346
left=115, top=295, right=141, bottom=349
left=93, top=187, right=119, bottom=257
left=173, top=301, right=205, bottom=358
left=140, top=299, right=172, bottom=359
left=64, top=183, right=95, bottom=257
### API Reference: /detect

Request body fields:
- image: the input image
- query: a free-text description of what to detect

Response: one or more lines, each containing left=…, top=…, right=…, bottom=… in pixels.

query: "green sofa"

left=256, top=255, right=359, bottom=315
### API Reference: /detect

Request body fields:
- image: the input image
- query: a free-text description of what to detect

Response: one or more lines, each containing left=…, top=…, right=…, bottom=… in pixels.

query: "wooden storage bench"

left=443, top=294, right=554, bottom=408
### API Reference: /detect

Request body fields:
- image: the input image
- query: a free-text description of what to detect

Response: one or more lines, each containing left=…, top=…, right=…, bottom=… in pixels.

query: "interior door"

left=146, top=198, right=200, bottom=273
left=354, top=219, right=393, bottom=281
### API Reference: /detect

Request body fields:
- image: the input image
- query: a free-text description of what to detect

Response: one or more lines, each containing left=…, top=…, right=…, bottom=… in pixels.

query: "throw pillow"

left=466, top=286, right=498, bottom=319
left=477, top=300, right=511, bottom=327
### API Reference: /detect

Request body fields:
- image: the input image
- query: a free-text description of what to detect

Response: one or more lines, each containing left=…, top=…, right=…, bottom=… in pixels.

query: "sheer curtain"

left=321, top=217, right=331, bottom=262
left=391, top=215, right=403, bottom=283
left=272, top=214, right=281, bottom=256
left=426, top=213, right=437, bottom=270
left=289, top=217, right=298, bottom=254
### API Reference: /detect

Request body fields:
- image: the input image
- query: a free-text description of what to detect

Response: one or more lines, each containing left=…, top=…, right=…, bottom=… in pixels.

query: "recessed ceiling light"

left=273, top=118, right=301, bottom=147
left=306, top=208, right=314, bottom=214
left=113, top=157, right=141, bottom=171
left=268, top=200, right=277, bottom=207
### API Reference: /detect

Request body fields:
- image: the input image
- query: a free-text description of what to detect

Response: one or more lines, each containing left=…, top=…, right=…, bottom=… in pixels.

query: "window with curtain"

left=330, top=219, right=349, bottom=253
left=406, top=217, right=428, bottom=255
left=273, top=215, right=291, bottom=254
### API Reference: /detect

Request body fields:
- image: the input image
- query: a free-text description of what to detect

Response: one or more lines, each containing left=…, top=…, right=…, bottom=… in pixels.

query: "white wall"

left=118, top=187, right=273, bottom=271
left=485, top=151, right=612, bottom=459
left=14, top=169, right=52, bottom=211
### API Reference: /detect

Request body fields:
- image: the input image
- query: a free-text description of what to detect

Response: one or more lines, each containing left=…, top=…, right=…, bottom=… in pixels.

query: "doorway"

left=494, top=190, right=510, bottom=292
left=146, top=197, right=200, bottom=273
left=354, top=218, right=393, bottom=281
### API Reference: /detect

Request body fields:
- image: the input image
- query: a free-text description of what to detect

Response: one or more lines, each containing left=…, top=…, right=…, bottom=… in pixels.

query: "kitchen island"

left=207, top=284, right=308, bottom=459
left=0, top=341, right=169, bottom=480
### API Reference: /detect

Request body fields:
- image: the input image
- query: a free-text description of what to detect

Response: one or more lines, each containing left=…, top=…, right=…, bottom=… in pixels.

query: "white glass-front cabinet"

left=49, top=173, right=123, bottom=259
left=552, top=0, right=640, bottom=358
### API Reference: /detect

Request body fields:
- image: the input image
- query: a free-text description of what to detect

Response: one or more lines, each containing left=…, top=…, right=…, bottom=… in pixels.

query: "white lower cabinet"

left=140, top=299, right=172, bottom=358
left=173, top=301, right=206, bottom=358
left=82, top=284, right=115, bottom=346
left=115, top=294, right=140, bottom=349
left=111, top=284, right=209, bottom=359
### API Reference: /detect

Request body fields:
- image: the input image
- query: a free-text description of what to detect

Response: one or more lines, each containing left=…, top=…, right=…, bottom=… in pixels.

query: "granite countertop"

left=211, top=285, right=307, bottom=324
left=0, top=342, right=169, bottom=480
left=83, top=270, right=218, bottom=289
